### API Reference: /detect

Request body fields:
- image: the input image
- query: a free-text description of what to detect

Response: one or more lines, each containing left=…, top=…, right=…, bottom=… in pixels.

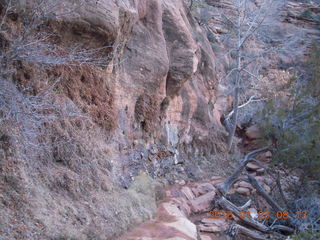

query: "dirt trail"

left=118, top=137, right=274, bottom=240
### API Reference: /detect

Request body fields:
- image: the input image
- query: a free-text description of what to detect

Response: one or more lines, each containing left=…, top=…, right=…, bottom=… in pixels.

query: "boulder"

left=196, top=183, right=216, bottom=195
left=166, top=190, right=172, bottom=197
left=190, top=191, right=216, bottom=213
left=161, top=200, right=185, bottom=217
left=164, top=217, right=197, bottom=240
left=235, top=187, right=250, bottom=196
left=245, top=125, right=262, bottom=139
left=264, top=177, right=273, bottom=185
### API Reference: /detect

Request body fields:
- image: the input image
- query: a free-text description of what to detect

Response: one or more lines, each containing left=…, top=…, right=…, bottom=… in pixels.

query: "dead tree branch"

left=218, top=146, right=270, bottom=195
left=224, top=95, right=267, bottom=131
left=248, top=174, right=296, bottom=227
left=271, top=225, right=295, bottom=234
left=218, top=197, right=270, bottom=233
left=228, top=224, right=268, bottom=240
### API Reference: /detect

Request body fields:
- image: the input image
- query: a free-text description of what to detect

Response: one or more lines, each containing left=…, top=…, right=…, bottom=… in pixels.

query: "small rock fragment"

left=235, top=187, right=250, bottom=196
left=199, top=234, right=212, bottom=240
left=181, top=186, right=195, bottom=201
left=198, top=225, right=221, bottom=233
left=176, top=179, right=186, bottom=186
left=247, top=162, right=262, bottom=171
left=190, top=191, right=216, bottom=213
left=196, top=183, right=215, bottom=195
left=237, top=181, right=252, bottom=189
left=246, top=125, right=261, bottom=139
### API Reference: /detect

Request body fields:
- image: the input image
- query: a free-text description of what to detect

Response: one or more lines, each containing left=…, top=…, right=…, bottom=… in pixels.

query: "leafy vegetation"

left=260, top=43, right=320, bottom=181
left=291, top=230, right=320, bottom=240
left=300, top=9, right=314, bottom=20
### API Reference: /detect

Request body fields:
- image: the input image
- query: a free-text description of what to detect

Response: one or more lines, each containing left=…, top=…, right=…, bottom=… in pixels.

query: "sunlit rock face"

left=46, top=0, right=225, bottom=183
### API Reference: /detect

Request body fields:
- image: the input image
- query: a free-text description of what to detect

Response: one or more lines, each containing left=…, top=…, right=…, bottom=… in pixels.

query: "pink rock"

left=176, top=179, right=186, bottom=185
left=237, top=181, right=252, bottom=189
left=180, top=186, right=195, bottom=201
left=191, top=187, right=200, bottom=197
left=211, top=176, right=224, bottom=181
left=257, top=151, right=273, bottom=163
left=201, top=218, right=228, bottom=231
left=211, top=178, right=225, bottom=186
left=160, top=200, right=185, bottom=218
left=265, top=151, right=272, bottom=158
left=247, top=162, right=262, bottom=171
left=190, top=191, right=216, bottom=213
left=264, top=177, right=273, bottom=185
left=196, top=183, right=215, bottom=195
left=246, top=125, right=262, bottom=139
left=262, top=184, right=271, bottom=193
left=173, top=197, right=192, bottom=216
left=235, top=187, right=250, bottom=196
left=165, top=190, right=172, bottom=197
left=198, top=225, right=221, bottom=233
left=256, top=168, right=265, bottom=176
left=199, top=234, right=212, bottom=240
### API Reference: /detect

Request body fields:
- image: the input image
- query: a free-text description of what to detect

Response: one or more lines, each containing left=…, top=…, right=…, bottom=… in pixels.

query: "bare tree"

left=219, top=0, right=273, bottom=152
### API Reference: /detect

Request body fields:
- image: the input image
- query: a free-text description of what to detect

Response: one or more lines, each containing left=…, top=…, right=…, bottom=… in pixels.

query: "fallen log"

left=217, top=197, right=270, bottom=233
left=247, top=174, right=296, bottom=227
left=271, top=225, right=295, bottom=234
left=218, top=146, right=270, bottom=195
left=228, top=224, right=268, bottom=240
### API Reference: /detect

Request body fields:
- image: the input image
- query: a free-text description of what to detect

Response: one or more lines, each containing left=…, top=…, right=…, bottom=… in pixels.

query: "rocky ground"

left=118, top=126, right=289, bottom=240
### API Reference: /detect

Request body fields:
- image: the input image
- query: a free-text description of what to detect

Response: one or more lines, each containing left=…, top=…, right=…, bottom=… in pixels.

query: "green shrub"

left=291, top=230, right=320, bottom=240
left=300, top=9, right=314, bottom=20
left=259, top=43, right=320, bottom=181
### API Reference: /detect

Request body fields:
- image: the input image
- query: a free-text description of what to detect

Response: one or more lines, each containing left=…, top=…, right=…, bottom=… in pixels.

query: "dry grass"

left=134, top=93, right=161, bottom=133
left=0, top=79, right=159, bottom=239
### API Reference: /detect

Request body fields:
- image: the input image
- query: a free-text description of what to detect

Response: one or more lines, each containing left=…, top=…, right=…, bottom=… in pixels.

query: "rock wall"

left=0, top=0, right=229, bottom=239
left=46, top=0, right=228, bottom=184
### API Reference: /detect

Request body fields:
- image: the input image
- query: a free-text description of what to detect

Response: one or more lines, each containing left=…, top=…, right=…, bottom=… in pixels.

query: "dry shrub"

left=134, top=93, right=160, bottom=132
left=0, top=79, right=160, bottom=239
left=54, top=65, right=117, bottom=131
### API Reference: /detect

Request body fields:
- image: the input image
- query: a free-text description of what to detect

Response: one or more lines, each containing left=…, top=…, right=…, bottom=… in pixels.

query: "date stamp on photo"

left=209, top=210, right=308, bottom=220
